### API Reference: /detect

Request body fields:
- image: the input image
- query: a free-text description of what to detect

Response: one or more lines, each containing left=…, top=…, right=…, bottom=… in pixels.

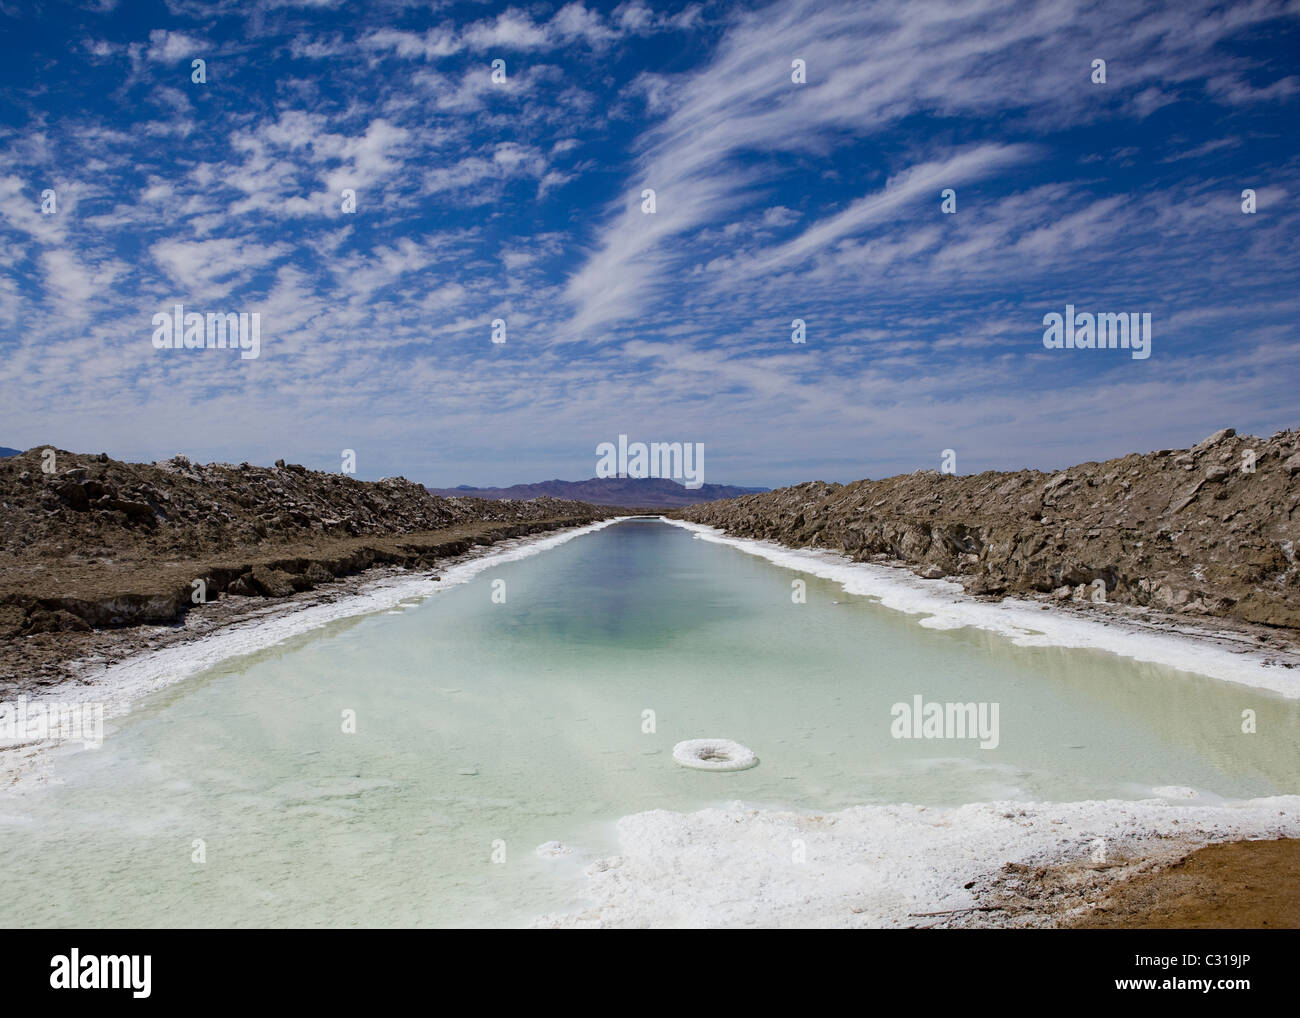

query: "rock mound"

left=0, top=448, right=614, bottom=638
left=681, top=428, right=1300, bottom=630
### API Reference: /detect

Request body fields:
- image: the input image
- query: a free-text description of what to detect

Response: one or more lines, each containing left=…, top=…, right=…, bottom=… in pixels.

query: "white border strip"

left=661, top=518, right=1300, bottom=698
left=1, top=518, right=628, bottom=750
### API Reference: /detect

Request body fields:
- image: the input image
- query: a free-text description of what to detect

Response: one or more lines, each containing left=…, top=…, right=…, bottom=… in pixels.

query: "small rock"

left=22, top=608, right=91, bottom=635
left=304, top=562, right=333, bottom=585
left=227, top=574, right=256, bottom=596
left=55, top=480, right=90, bottom=510
left=915, top=564, right=946, bottom=579
left=1192, top=427, right=1235, bottom=454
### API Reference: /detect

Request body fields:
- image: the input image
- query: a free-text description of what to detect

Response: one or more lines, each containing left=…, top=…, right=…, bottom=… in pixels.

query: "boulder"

left=55, top=480, right=90, bottom=510
left=304, top=562, right=334, bottom=585
left=1192, top=428, right=1236, bottom=454
left=249, top=565, right=297, bottom=598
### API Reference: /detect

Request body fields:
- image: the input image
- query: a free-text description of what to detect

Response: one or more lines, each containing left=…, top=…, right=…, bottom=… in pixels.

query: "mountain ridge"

left=427, top=476, right=768, bottom=508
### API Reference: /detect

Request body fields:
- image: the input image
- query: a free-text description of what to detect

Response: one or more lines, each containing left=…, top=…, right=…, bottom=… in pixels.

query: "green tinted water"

left=1, top=520, right=1296, bottom=927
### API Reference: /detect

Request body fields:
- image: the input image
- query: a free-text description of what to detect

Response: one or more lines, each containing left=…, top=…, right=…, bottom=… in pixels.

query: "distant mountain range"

left=427, top=477, right=769, bottom=508
left=0, top=447, right=20, bottom=458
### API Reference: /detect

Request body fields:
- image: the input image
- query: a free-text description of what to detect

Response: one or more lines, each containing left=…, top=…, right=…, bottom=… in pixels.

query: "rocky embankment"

left=0, top=447, right=616, bottom=655
left=681, top=428, right=1300, bottom=631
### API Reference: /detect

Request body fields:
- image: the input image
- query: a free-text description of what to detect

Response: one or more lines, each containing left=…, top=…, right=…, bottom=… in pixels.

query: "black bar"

left=0, top=929, right=1292, bottom=1004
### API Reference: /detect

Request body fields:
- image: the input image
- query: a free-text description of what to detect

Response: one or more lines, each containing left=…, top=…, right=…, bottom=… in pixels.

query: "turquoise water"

left=1, top=519, right=1297, bottom=927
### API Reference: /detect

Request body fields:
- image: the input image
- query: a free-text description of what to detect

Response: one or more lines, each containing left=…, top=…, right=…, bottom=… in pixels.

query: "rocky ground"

left=0, top=446, right=618, bottom=689
left=681, top=427, right=1300, bottom=632
left=1062, top=838, right=1299, bottom=929
left=945, top=836, right=1300, bottom=929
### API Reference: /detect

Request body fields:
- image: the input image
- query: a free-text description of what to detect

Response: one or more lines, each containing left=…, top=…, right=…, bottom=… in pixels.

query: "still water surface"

left=2, top=520, right=1295, bottom=926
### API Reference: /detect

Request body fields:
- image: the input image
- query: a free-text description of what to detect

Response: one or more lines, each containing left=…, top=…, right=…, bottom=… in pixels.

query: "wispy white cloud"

left=1, top=0, right=1297, bottom=486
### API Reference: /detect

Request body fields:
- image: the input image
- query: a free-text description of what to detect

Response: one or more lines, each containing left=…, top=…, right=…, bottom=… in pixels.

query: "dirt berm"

left=0, top=447, right=619, bottom=686
left=680, top=427, right=1300, bottom=631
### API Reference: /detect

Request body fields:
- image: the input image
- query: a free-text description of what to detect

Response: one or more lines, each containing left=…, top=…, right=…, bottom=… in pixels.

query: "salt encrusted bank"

left=537, top=797, right=1300, bottom=928
left=677, top=429, right=1300, bottom=631
left=661, top=519, right=1300, bottom=698
left=0, top=518, right=628, bottom=791
left=525, top=518, right=1300, bottom=929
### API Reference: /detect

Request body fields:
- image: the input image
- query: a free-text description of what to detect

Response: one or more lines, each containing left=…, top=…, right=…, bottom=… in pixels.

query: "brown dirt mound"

left=680, top=427, right=1300, bottom=630
left=0, top=447, right=618, bottom=684
left=1068, top=838, right=1300, bottom=928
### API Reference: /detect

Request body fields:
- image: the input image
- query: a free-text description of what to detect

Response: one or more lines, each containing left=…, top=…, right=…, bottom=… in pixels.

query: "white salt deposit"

left=0, top=518, right=630, bottom=788
left=532, top=520, right=1300, bottom=928
left=1151, top=785, right=1200, bottom=799
left=661, top=519, right=1300, bottom=699
left=538, top=795, right=1300, bottom=928
left=7, top=517, right=1294, bottom=926
left=672, top=738, right=759, bottom=771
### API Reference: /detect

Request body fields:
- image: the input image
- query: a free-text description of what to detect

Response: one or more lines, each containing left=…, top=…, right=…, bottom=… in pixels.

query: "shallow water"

left=2, top=519, right=1297, bottom=927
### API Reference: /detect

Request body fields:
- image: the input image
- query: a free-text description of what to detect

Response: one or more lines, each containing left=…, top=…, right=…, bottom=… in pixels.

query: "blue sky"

left=1, top=0, right=1297, bottom=487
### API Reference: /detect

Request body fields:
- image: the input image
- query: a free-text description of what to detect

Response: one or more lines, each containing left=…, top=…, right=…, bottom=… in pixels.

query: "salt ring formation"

left=672, top=738, right=759, bottom=772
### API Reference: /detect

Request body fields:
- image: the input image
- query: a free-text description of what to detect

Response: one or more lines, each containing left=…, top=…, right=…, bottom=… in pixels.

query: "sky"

left=1, top=0, right=1297, bottom=488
